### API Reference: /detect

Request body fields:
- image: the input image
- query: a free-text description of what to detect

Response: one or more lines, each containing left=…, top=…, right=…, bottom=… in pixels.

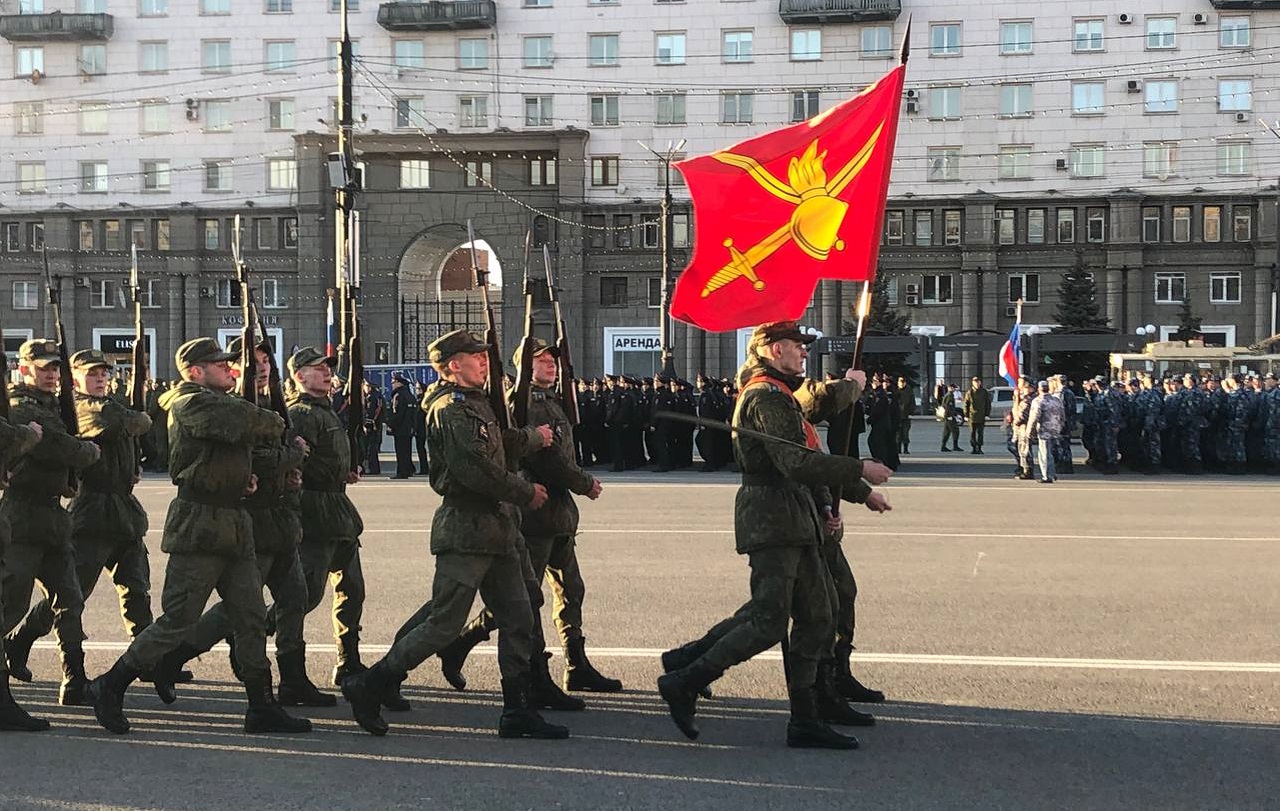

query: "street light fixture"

left=638, top=138, right=686, bottom=379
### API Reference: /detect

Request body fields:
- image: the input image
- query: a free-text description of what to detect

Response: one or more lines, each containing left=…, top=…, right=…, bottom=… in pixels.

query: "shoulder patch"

left=452, top=392, right=466, bottom=403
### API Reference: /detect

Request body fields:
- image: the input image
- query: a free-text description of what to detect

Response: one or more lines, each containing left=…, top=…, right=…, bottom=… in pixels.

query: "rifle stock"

left=127, top=244, right=146, bottom=412
left=511, top=230, right=536, bottom=428
left=543, top=245, right=578, bottom=426
left=467, top=219, right=511, bottom=431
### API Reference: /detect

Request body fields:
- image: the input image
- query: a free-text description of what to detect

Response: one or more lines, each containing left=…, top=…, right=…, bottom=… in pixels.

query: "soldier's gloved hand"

left=528, top=483, right=549, bottom=510
left=845, top=369, right=867, bottom=387
left=26, top=421, right=43, bottom=441
left=860, top=460, right=892, bottom=485
left=346, top=470, right=360, bottom=484
left=586, top=478, right=603, bottom=500
left=864, top=492, right=891, bottom=513
left=244, top=474, right=259, bottom=497
left=535, top=424, right=554, bottom=448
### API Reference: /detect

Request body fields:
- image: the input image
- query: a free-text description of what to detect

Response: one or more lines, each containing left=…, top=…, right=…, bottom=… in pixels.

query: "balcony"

left=1209, top=0, right=1280, bottom=8
left=0, top=12, right=114, bottom=42
left=377, top=1, right=496, bottom=31
left=778, top=0, right=901, bottom=24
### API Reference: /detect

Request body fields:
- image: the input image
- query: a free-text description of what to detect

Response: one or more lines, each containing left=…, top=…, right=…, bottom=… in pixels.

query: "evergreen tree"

left=1170, top=297, right=1203, bottom=342
left=1042, top=255, right=1111, bottom=384
left=839, top=275, right=919, bottom=385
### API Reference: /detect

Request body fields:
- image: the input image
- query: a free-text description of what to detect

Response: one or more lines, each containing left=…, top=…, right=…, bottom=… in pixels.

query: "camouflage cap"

left=429, top=329, right=489, bottom=364
left=747, top=321, right=816, bottom=355
left=225, top=335, right=273, bottom=359
left=287, top=346, right=337, bottom=376
left=69, top=349, right=114, bottom=370
left=18, top=338, right=61, bottom=366
left=176, top=337, right=237, bottom=369
left=511, top=337, right=558, bottom=368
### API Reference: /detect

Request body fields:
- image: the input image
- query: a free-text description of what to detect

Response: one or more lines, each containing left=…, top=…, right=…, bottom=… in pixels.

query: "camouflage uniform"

left=1054, top=382, right=1076, bottom=472
left=0, top=413, right=43, bottom=730
left=1095, top=384, right=1122, bottom=472
left=1178, top=379, right=1207, bottom=472
left=1139, top=382, right=1164, bottom=469
left=1217, top=385, right=1249, bottom=471
left=1011, top=387, right=1034, bottom=477
left=1079, top=386, right=1097, bottom=463
left=1263, top=382, right=1280, bottom=472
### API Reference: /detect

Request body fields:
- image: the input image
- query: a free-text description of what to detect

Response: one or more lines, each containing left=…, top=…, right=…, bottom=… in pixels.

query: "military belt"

left=442, top=492, right=500, bottom=512
left=741, top=472, right=788, bottom=486
left=176, top=485, right=244, bottom=509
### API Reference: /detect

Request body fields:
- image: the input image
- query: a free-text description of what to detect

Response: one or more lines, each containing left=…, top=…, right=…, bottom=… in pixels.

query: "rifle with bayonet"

left=342, top=211, right=364, bottom=473
left=543, top=244, right=579, bottom=426
left=43, top=248, right=79, bottom=490
left=511, top=230, right=537, bottom=428
left=248, top=290, right=290, bottom=429
left=231, top=215, right=258, bottom=404
left=127, top=244, right=146, bottom=412
left=468, top=219, right=511, bottom=431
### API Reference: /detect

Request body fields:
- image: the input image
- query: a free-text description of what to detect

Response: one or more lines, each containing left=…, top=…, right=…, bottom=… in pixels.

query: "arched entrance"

left=397, top=223, right=504, bottom=362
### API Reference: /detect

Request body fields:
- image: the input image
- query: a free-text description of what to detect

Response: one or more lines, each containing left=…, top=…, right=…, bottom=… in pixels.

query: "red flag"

left=670, top=64, right=906, bottom=332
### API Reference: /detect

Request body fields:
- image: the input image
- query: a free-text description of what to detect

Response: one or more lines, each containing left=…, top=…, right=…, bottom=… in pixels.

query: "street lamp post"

left=639, top=139, right=685, bottom=380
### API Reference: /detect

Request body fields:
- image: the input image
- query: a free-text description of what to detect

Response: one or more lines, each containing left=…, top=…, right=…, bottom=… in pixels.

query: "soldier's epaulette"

left=452, top=391, right=466, bottom=403
left=12, top=395, right=40, bottom=408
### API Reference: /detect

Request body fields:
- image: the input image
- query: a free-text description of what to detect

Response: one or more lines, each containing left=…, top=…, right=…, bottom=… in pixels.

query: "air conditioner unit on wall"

left=1004, top=305, right=1018, bottom=318
left=1193, top=12, right=1208, bottom=25
left=1118, top=13, right=1133, bottom=24
left=74, top=276, right=89, bottom=288
left=200, top=286, right=214, bottom=298
left=1126, top=80, right=1142, bottom=93
left=1056, top=158, right=1068, bottom=171
left=1235, top=111, right=1249, bottom=123
left=905, top=99, right=918, bottom=114
left=905, top=283, right=920, bottom=295
left=905, top=293, right=921, bottom=306
left=905, top=88, right=919, bottom=99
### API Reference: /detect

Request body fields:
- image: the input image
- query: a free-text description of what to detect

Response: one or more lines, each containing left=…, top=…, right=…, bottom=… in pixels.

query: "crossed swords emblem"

left=699, top=123, right=884, bottom=299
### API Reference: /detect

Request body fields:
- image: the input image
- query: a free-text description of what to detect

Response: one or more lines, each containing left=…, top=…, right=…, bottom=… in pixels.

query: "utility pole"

left=330, top=0, right=360, bottom=369
left=1258, top=120, right=1280, bottom=338
left=639, top=138, right=685, bottom=380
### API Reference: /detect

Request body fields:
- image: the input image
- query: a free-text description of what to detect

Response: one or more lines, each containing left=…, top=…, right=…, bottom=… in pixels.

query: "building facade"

left=2, top=0, right=1277, bottom=381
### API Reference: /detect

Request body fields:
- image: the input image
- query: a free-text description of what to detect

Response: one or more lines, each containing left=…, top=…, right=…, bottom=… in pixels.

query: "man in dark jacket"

left=386, top=375, right=416, bottom=479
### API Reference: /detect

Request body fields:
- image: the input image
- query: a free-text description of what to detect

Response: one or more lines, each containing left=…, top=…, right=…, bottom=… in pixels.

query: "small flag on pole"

left=325, top=295, right=336, bottom=357
left=998, top=301, right=1022, bottom=386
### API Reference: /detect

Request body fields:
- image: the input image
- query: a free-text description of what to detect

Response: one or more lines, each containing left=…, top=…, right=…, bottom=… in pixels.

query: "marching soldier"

left=86, top=338, right=309, bottom=735
left=1, top=340, right=100, bottom=706
left=6, top=350, right=155, bottom=704
left=0, top=409, right=43, bottom=730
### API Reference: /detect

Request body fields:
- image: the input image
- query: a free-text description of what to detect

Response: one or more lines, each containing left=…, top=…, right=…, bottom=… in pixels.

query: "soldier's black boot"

left=58, top=648, right=89, bottom=707
left=530, top=651, right=585, bottom=711
left=4, top=628, right=37, bottom=683
left=436, top=617, right=491, bottom=691
left=833, top=645, right=886, bottom=704
left=244, top=678, right=312, bottom=734
left=382, top=673, right=412, bottom=712
left=150, top=642, right=201, bottom=705
left=815, top=661, right=875, bottom=727
left=85, top=659, right=141, bottom=735
left=562, top=637, right=623, bottom=693
left=332, top=639, right=365, bottom=687
left=786, top=685, right=859, bottom=750
left=0, top=675, right=49, bottom=732
left=341, top=660, right=401, bottom=736
left=276, top=651, right=337, bottom=708
left=498, top=674, right=570, bottom=739
left=660, top=639, right=715, bottom=699
left=656, top=660, right=721, bottom=740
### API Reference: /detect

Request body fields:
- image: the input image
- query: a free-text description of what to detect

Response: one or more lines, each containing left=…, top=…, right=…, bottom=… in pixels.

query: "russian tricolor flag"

left=325, top=296, right=336, bottom=356
left=998, top=320, right=1021, bottom=387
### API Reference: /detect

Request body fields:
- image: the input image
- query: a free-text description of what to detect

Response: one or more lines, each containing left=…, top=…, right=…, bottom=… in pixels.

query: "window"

left=79, top=102, right=109, bottom=134
left=1086, top=207, right=1106, bottom=243
left=1142, top=207, right=1161, bottom=243
left=79, top=0, right=106, bottom=9
left=998, top=145, right=1031, bottom=180
left=524, top=0, right=551, bottom=6
left=18, top=0, right=42, bottom=11
left=927, top=147, right=960, bottom=181
left=1172, top=206, right=1191, bottom=243
left=204, top=160, right=232, bottom=191
left=1214, top=141, right=1251, bottom=177
left=459, top=38, right=488, bottom=69
left=1203, top=206, right=1222, bottom=243
left=791, top=29, right=821, bottom=61
left=79, top=44, right=106, bottom=75
left=204, top=99, right=231, bottom=132
left=18, top=163, right=45, bottom=194
left=672, top=212, right=690, bottom=248
left=1027, top=209, right=1045, bottom=244
left=202, top=0, right=230, bottom=12
left=16, top=46, right=44, bottom=76
left=80, top=161, right=108, bottom=193
left=791, top=90, right=820, bottom=123
left=590, top=94, right=620, bottom=126
left=884, top=211, right=904, bottom=245
left=393, top=40, right=425, bottom=70
left=104, top=220, right=121, bottom=250
left=13, top=281, right=38, bottom=310
left=3, top=224, right=19, bottom=252
left=267, top=158, right=296, bottom=191
left=589, top=34, right=619, bottom=67
left=995, top=209, right=1015, bottom=245
left=139, top=41, right=168, bottom=73
left=202, top=40, right=231, bottom=73
left=464, top=160, right=492, bottom=187
left=524, top=95, right=553, bottom=127
left=265, top=41, right=296, bottom=72
left=128, top=219, right=147, bottom=249
left=930, top=23, right=960, bottom=56
left=1070, top=145, right=1104, bottom=178
left=327, top=38, right=361, bottom=72
left=647, top=277, right=662, bottom=307
left=999, top=84, right=1032, bottom=117
left=282, top=218, right=298, bottom=249
left=922, top=274, right=953, bottom=304
left=142, top=160, right=170, bottom=191
left=1074, top=19, right=1104, bottom=52
left=255, top=218, right=274, bottom=250
left=1008, top=273, right=1040, bottom=304
left=15, top=102, right=42, bottom=135
left=329, top=0, right=359, bottom=9
left=1146, top=17, right=1176, bottom=49
left=721, top=92, right=753, bottom=124
left=395, top=97, right=424, bottom=128
left=929, top=86, right=961, bottom=120
left=265, top=0, right=291, bottom=11
left=1210, top=272, right=1241, bottom=304
left=140, top=100, right=168, bottom=134
left=600, top=277, right=627, bottom=306
left=584, top=215, right=606, bottom=249
left=27, top=223, right=43, bottom=252
left=861, top=24, right=892, bottom=58
left=642, top=221, right=659, bottom=249
left=78, top=221, right=96, bottom=250
left=1220, top=17, right=1250, bottom=49
left=268, top=99, right=295, bottom=130
left=944, top=210, right=962, bottom=245
left=459, top=96, right=488, bottom=128
left=1143, top=142, right=1176, bottom=178
left=614, top=215, right=633, bottom=248
left=202, top=219, right=220, bottom=250
left=153, top=221, right=170, bottom=252
left=529, top=157, right=557, bottom=186
left=1155, top=272, right=1186, bottom=303
left=261, top=279, right=286, bottom=309
left=90, top=279, right=115, bottom=309
left=140, top=0, right=167, bottom=15
left=591, top=156, right=619, bottom=186
left=216, top=279, right=241, bottom=308
left=1071, top=82, right=1105, bottom=115
left=656, top=93, right=686, bottom=125
left=523, top=36, right=553, bottom=68
left=1056, top=209, right=1076, bottom=243
left=656, top=32, right=686, bottom=65
left=1145, top=80, right=1177, bottom=113
left=1218, top=79, right=1252, bottom=111
left=914, top=211, right=933, bottom=246
left=723, top=30, right=753, bottom=63
left=1233, top=207, right=1252, bottom=241
left=1000, top=21, right=1032, bottom=55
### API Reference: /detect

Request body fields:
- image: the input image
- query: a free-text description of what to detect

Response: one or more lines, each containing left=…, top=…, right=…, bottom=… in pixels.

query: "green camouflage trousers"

left=1, top=541, right=86, bottom=672
left=188, top=549, right=308, bottom=660
left=293, top=535, right=364, bottom=664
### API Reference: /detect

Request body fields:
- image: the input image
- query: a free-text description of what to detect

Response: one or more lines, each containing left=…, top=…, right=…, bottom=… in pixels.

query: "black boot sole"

left=498, top=724, right=570, bottom=740
left=85, top=680, right=130, bottom=735
left=245, top=713, right=313, bottom=734
left=656, top=674, right=700, bottom=740
left=340, top=680, right=389, bottom=736
left=564, top=674, right=624, bottom=693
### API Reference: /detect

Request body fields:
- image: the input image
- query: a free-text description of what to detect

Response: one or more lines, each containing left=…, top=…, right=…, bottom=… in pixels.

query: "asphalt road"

left=4, top=424, right=1278, bottom=810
